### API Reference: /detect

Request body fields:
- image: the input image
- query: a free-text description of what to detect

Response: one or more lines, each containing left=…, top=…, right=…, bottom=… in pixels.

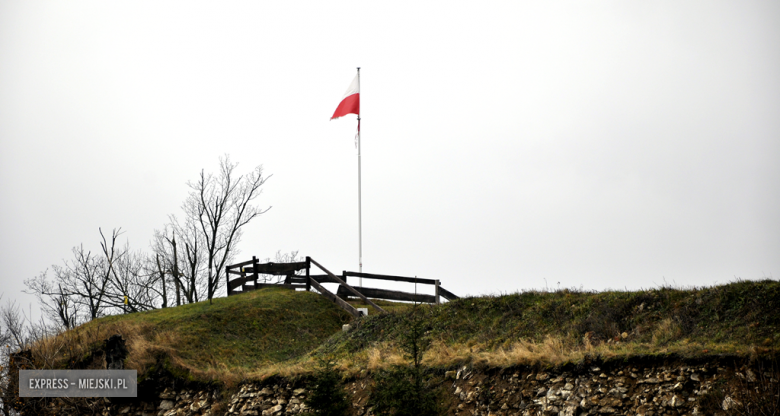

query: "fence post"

left=435, top=279, right=440, bottom=305
left=225, top=266, right=231, bottom=296
left=338, top=271, right=348, bottom=301
left=305, top=257, right=311, bottom=292
left=252, top=256, right=259, bottom=287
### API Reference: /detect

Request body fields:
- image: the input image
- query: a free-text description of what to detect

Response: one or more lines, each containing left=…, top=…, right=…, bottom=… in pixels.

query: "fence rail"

left=225, top=256, right=459, bottom=317
left=336, top=286, right=437, bottom=304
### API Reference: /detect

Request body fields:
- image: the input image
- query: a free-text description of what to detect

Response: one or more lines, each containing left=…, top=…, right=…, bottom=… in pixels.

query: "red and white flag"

left=331, top=74, right=360, bottom=120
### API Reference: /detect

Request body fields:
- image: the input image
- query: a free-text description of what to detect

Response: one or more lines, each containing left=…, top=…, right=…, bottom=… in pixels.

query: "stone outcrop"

left=445, top=363, right=722, bottom=415
left=18, top=358, right=777, bottom=415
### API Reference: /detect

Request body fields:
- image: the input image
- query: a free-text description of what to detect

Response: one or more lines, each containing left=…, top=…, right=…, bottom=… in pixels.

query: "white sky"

left=1, top=1, right=779, bottom=316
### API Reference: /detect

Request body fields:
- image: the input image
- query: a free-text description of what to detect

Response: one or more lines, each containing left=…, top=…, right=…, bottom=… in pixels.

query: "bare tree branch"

left=182, top=155, right=271, bottom=301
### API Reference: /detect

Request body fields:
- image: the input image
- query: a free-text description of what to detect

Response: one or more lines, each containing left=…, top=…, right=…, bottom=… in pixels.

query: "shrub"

left=304, top=356, right=350, bottom=416
left=370, top=366, right=440, bottom=416
left=368, top=307, right=441, bottom=416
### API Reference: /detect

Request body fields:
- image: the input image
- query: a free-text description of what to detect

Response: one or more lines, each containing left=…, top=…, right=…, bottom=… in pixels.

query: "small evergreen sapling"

left=305, top=356, right=349, bottom=416
left=369, top=307, right=441, bottom=416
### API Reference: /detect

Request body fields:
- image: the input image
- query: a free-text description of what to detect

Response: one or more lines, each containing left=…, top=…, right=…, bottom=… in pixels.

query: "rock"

left=598, top=397, right=622, bottom=408
left=158, top=401, right=174, bottom=411
left=561, top=406, right=579, bottom=416
left=670, top=395, right=683, bottom=408
left=466, top=391, right=476, bottom=402
left=160, top=389, right=175, bottom=400
left=722, top=396, right=738, bottom=411
left=262, top=404, right=283, bottom=415
left=18, top=358, right=756, bottom=416
left=746, top=369, right=757, bottom=382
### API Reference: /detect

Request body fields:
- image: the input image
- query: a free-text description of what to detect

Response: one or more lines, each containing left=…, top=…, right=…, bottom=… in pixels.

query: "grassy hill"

left=29, top=279, right=780, bottom=385
left=322, top=279, right=780, bottom=373
left=31, top=287, right=352, bottom=384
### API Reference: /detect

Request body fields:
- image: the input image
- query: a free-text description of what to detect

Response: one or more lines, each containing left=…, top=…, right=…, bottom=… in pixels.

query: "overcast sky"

left=1, top=1, right=779, bottom=317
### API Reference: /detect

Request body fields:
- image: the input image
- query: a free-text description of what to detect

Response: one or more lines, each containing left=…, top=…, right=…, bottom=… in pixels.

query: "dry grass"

left=651, top=318, right=682, bottom=346
left=299, top=334, right=763, bottom=377
left=315, top=279, right=780, bottom=376
left=24, top=288, right=352, bottom=385
left=19, top=279, right=780, bottom=386
left=28, top=319, right=153, bottom=371
left=365, top=344, right=407, bottom=370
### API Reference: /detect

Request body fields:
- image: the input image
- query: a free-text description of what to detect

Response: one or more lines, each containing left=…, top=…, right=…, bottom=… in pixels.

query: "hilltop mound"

left=26, top=279, right=780, bottom=383
left=9, top=279, right=780, bottom=415
left=29, top=287, right=352, bottom=383
left=317, top=279, right=780, bottom=373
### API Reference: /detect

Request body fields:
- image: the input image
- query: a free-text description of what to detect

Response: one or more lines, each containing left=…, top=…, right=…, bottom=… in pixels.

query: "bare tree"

left=103, top=244, right=159, bottom=313
left=0, top=295, right=10, bottom=348
left=0, top=297, right=31, bottom=416
left=0, top=300, right=30, bottom=352
left=24, top=229, right=122, bottom=323
left=0, top=306, right=10, bottom=385
left=23, top=155, right=273, bottom=331
left=50, top=245, right=110, bottom=320
left=151, top=227, right=179, bottom=307
left=151, top=222, right=206, bottom=306
left=182, top=155, right=271, bottom=301
left=22, top=272, right=80, bottom=331
left=172, top=217, right=207, bottom=303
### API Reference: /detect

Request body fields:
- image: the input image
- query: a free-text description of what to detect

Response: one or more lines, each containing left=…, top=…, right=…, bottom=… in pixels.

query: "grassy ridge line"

left=321, top=279, right=780, bottom=372
left=30, top=279, right=780, bottom=384
left=34, top=287, right=351, bottom=383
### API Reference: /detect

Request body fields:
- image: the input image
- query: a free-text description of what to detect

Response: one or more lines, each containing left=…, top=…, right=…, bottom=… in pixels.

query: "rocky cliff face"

left=19, top=357, right=777, bottom=416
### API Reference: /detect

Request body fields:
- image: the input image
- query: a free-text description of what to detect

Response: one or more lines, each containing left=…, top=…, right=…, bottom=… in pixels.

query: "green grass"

left=316, top=279, right=780, bottom=369
left=32, top=279, right=780, bottom=385
left=39, top=287, right=351, bottom=383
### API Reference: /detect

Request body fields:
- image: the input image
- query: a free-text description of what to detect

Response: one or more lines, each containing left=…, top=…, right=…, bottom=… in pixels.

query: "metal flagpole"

left=357, top=67, right=362, bottom=287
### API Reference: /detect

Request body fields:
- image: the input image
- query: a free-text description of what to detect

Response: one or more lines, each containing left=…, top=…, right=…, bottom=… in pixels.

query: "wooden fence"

left=225, top=256, right=459, bottom=318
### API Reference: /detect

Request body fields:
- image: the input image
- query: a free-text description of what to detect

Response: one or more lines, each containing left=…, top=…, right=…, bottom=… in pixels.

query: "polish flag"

left=331, top=74, right=360, bottom=120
